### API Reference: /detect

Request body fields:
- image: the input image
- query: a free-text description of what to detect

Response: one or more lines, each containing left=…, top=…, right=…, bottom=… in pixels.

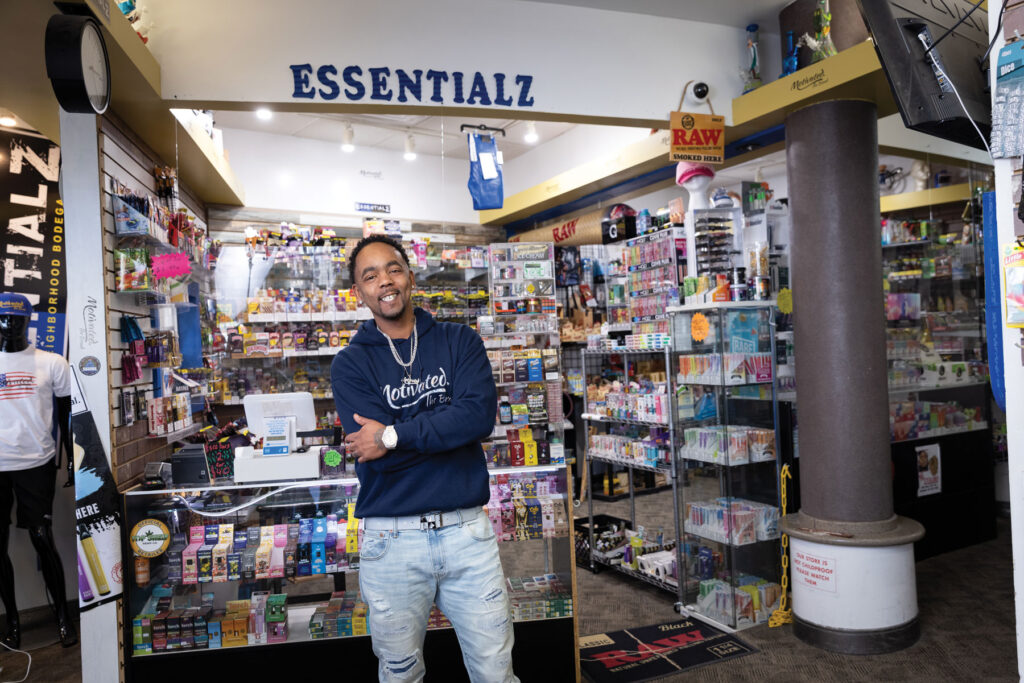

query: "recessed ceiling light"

left=341, top=123, right=355, bottom=153
left=0, top=110, right=17, bottom=128
left=404, top=134, right=417, bottom=161
left=256, top=108, right=273, bottom=121
left=524, top=121, right=538, bottom=144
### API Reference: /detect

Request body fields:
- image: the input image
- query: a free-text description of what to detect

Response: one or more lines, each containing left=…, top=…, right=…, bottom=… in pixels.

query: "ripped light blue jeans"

left=359, top=507, right=519, bottom=683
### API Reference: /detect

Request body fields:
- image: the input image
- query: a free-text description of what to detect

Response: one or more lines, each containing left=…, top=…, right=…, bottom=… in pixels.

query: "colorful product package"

left=182, top=527, right=204, bottom=585
left=212, top=524, right=233, bottom=583
left=270, top=524, right=288, bottom=578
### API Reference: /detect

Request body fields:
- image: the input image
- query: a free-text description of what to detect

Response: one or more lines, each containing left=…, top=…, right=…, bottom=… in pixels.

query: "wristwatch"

left=381, top=425, right=398, bottom=450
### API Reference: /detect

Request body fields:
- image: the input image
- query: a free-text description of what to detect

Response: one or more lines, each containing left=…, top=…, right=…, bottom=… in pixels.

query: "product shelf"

left=881, top=239, right=932, bottom=249
left=589, top=453, right=671, bottom=474
left=606, top=565, right=679, bottom=593
left=678, top=454, right=777, bottom=468
left=590, top=484, right=673, bottom=502
left=582, top=348, right=668, bottom=355
left=682, top=529, right=780, bottom=549
left=888, top=380, right=989, bottom=395
left=891, top=422, right=989, bottom=444
left=581, top=413, right=669, bottom=428
left=151, top=422, right=202, bottom=443
left=666, top=300, right=777, bottom=314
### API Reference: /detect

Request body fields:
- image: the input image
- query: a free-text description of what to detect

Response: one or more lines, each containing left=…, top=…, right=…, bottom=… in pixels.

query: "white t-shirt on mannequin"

left=0, top=347, right=71, bottom=471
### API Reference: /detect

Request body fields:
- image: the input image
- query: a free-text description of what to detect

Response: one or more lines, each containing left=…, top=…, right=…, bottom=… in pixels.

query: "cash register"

left=233, top=392, right=321, bottom=483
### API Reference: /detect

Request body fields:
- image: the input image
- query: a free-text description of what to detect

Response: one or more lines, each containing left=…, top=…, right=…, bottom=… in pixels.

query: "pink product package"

left=182, top=526, right=205, bottom=585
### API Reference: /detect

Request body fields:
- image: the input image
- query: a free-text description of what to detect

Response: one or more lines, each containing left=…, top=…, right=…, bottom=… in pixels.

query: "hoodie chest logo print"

left=382, top=368, right=450, bottom=410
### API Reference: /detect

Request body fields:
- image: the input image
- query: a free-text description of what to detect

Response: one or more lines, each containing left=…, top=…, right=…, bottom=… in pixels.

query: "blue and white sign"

left=290, top=65, right=535, bottom=107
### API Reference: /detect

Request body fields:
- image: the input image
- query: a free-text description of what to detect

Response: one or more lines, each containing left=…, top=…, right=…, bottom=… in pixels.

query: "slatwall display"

left=98, top=113, right=208, bottom=490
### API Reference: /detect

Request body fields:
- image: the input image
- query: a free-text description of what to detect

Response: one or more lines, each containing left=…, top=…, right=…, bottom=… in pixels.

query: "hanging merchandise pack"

left=120, top=314, right=147, bottom=383
left=467, top=133, right=504, bottom=210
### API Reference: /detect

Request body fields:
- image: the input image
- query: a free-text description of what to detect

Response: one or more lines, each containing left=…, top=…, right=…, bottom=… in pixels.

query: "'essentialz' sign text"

left=289, top=64, right=536, bottom=107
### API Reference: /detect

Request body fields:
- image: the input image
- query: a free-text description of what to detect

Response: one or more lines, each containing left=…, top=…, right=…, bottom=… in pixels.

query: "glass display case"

left=882, top=218, right=989, bottom=438
left=880, top=199, right=996, bottom=558
left=207, top=242, right=488, bottom=412
left=121, top=470, right=579, bottom=680
left=668, top=302, right=783, bottom=629
left=581, top=346, right=684, bottom=609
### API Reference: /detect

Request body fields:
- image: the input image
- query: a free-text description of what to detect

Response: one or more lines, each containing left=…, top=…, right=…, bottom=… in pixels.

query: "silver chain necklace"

left=380, top=324, right=419, bottom=385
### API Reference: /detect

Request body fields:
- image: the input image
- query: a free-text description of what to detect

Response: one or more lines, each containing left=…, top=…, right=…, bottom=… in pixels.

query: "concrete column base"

left=781, top=512, right=925, bottom=654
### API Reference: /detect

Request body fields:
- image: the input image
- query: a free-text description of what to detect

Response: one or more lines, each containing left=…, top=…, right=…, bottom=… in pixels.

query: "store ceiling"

left=211, top=111, right=579, bottom=161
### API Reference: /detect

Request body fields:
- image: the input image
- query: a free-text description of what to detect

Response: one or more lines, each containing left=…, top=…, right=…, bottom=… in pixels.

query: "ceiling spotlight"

left=0, top=110, right=16, bottom=128
left=524, top=121, right=538, bottom=144
left=341, top=123, right=355, bottom=153
left=404, top=134, right=417, bottom=161
left=255, top=108, right=273, bottom=121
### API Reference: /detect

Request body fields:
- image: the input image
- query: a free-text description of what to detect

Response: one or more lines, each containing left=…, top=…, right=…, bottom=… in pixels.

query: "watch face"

left=80, top=23, right=109, bottom=114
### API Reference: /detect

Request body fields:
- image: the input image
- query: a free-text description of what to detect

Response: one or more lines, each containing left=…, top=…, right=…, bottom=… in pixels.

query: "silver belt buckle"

left=420, top=513, right=439, bottom=530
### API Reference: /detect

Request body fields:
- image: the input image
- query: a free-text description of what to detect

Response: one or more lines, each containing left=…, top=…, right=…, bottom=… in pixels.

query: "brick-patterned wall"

left=98, top=112, right=208, bottom=491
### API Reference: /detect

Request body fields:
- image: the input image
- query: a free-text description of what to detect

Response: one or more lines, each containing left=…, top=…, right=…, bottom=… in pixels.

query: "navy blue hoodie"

left=330, top=307, right=497, bottom=518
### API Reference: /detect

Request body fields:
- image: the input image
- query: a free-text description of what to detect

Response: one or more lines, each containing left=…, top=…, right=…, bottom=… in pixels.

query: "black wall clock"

left=45, top=14, right=111, bottom=115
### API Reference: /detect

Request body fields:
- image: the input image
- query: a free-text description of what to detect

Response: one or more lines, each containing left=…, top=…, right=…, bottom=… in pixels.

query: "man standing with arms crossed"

left=331, top=235, right=517, bottom=682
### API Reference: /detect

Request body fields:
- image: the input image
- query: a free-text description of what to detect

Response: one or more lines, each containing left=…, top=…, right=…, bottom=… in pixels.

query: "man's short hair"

left=348, top=234, right=411, bottom=284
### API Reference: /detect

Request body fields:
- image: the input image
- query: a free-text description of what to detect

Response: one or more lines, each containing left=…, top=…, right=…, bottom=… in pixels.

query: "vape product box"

left=514, top=354, right=530, bottom=382
left=538, top=441, right=550, bottom=465
left=255, top=526, right=274, bottom=579
left=311, top=517, right=327, bottom=574
left=248, top=592, right=269, bottom=645
left=501, top=352, right=515, bottom=384
left=524, top=440, right=538, bottom=467
left=132, top=616, right=153, bottom=654
left=527, top=353, right=543, bottom=382
left=165, top=610, right=181, bottom=650
left=182, top=527, right=205, bottom=585
left=500, top=500, right=515, bottom=542
left=179, top=611, right=195, bottom=649
left=227, top=552, right=242, bottom=582
left=509, top=440, right=525, bottom=467
left=212, top=524, right=233, bottom=583
left=525, top=497, right=543, bottom=539
left=297, top=518, right=314, bottom=577
left=197, top=526, right=219, bottom=583
left=487, top=505, right=503, bottom=538
left=207, top=616, right=222, bottom=649
left=541, top=498, right=555, bottom=538
left=233, top=529, right=248, bottom=551
left=241, top=545, right=257, bottom=581
left=151, top=611, right=168, bottom=651
left=165, top=533, right=187, bottom=584
left=271, top=524, right=288, bottom=578
left=542, top=349, right=559, bottom=379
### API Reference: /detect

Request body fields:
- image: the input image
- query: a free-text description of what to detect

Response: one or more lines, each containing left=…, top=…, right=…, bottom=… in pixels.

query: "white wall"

left=146, top=0, right=779, bottom=126
left=502, top=125, right=654, bottom=195
left=221, top=127, right=481, bottom=224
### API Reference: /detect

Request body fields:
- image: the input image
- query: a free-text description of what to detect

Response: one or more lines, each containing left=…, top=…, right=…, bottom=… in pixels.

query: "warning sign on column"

left=792, top=549, right=836, bottom=593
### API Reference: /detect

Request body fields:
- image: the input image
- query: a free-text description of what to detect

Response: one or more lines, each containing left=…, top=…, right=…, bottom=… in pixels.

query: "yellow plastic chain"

left=769, top=464, right=794, bottom=627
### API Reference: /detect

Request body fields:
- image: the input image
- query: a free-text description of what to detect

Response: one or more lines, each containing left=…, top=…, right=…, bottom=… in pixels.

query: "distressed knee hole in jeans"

left=370, top=597, right=395, bottom=620
left=381, top=648, right=421, bottom=679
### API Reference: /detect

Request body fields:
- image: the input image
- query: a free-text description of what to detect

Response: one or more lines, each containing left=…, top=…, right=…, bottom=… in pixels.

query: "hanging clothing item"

left=466, top=133, right=504, bottom=210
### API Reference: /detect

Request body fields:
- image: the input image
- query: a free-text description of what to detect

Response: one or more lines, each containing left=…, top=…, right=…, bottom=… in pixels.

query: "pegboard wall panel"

left=99, top=112, right=208, bottom=490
